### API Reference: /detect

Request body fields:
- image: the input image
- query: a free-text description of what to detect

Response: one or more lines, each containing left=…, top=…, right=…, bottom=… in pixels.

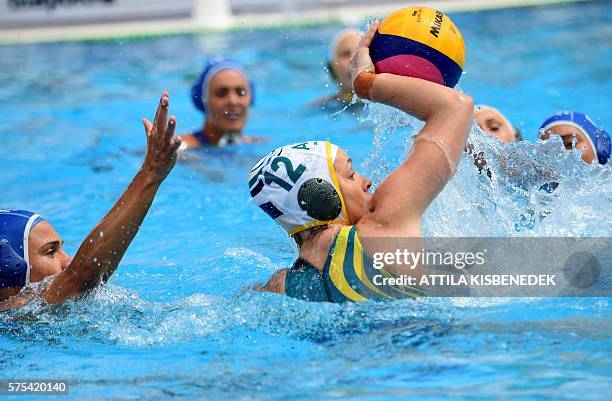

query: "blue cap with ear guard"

left=191, top=57, right=255, bottom=114
left=0, top=209, right=44, bottom=289
left=540, top=111, right=610, bottom=165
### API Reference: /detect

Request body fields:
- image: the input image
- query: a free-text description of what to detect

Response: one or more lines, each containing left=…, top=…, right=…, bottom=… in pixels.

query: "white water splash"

left=361, top=101, right=611, bottom=237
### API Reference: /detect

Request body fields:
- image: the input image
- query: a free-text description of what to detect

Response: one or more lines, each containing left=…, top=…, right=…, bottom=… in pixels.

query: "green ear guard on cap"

left=248, top=140, right=350, bottom=235
left=298, top=178, right=343, bottom=221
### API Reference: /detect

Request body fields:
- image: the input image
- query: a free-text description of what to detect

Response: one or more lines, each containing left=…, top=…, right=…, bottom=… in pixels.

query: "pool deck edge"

left=0, top=0, right=595, bottom=45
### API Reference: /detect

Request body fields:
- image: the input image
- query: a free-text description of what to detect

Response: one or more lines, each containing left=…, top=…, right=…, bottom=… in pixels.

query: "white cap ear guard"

left=248, top=140, right=350, bottom=235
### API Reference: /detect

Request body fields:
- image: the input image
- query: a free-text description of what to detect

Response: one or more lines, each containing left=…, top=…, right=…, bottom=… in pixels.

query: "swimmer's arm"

left=365, top=74, right=473, bottom=231
left=43, top=174, right=163, bottom=303
left=178, top=133, right=201, bottom=149
left=307, top=95, right=332, bottom=109
left=352, top=22, right=473, bottom=232
left=253, top=269, right=287, bottom=294
left=41, top=93, right=181, bottom=304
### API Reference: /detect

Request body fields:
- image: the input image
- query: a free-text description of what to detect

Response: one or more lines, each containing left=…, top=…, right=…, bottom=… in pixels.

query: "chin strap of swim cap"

left=248, top=141, right=350, bottom=236
left=191, top=57, right=255, bottom=114
left=540, top=111, right=611, bottom=165
left=0, top=210, right=44, bottom=289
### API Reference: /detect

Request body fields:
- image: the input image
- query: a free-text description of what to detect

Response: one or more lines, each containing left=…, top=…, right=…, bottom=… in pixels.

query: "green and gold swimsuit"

left=285, top=226, right=424, bottom=302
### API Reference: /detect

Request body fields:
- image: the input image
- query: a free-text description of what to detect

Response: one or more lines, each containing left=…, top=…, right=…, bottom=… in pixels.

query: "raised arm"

left=41, top=92, right=181, bottom=304
left=352, top=22, right=473, bottom=235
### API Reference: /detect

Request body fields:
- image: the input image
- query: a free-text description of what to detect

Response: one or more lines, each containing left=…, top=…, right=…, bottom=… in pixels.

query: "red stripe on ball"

left=374, top=55, right=444, bottom=86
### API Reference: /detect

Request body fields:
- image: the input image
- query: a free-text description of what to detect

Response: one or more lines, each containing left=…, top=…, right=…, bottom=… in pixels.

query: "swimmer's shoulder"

left=257, top=268, right=288, bottom=294
left=257, top=225, right=343, bottom=295
left=179, top=133, right=204, bottom=150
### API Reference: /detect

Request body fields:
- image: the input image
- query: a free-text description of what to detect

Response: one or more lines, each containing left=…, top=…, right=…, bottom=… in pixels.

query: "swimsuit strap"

left=192, top=129, right=209, bottom=145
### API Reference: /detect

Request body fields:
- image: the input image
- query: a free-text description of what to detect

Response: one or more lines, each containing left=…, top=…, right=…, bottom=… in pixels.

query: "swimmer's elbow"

left=425, top=91, right=472, bottom=122
left=462, top=94, right=474, bottom=108
left=447, top=92, right=473, bottom=114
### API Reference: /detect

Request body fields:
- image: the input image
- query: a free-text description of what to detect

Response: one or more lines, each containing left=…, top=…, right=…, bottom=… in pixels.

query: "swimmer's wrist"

left=353, top=71, right=377, bottom=101
left=136, top=167, right=164, bottom=186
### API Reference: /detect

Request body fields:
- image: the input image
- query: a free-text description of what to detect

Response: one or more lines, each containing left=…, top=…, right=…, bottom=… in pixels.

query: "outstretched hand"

left=350, top=20, right=379, bottom=86
left=35, top=92, right=183, bottom=306
left=141, top=92, right=182, bottom=182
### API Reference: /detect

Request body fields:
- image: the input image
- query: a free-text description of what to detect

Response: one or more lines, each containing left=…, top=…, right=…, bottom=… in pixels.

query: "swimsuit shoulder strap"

left=192, top=129, right=209, bottom=145
left=322, top=225, right=368, bottom=302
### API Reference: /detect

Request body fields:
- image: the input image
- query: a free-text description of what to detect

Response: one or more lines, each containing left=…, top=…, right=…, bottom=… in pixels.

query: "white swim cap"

left=474, top=104, right=517, bottom=137
left=329, top=28, right=359, bottom=61
left=248, top=140, right=350, bottom=235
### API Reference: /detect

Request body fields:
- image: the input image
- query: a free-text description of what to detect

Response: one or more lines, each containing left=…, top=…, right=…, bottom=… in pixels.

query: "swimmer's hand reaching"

left=39, top=92, right=181, bottom=304
left=141, top=93, right=182, bottom=182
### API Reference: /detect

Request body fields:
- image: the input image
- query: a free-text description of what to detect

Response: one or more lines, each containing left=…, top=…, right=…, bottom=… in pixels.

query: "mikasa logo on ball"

left=370, top=6, right=465, bottom=87
left=430, top=11, right=444, bottom=38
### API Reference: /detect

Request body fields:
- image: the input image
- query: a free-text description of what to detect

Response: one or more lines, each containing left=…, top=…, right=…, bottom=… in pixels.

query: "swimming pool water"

left=1, top=1, right=611, bottom=400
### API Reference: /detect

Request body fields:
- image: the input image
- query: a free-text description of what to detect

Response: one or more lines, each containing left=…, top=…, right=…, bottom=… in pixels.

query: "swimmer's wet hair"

left=292, top=224, right=329, bottom=248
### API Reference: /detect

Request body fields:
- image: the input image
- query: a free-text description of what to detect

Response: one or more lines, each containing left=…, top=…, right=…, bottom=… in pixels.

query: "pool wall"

left=0, top=0, right=596, bottom=44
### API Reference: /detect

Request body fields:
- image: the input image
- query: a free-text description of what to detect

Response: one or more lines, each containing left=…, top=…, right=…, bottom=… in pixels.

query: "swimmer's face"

left=334, top=148, right=372, bottom=223
left=474, top=108, right=516, bottom=142
left=207, top=70, right=251, bottom=134
left=541, top=124, right=596, bottom=164
left=332, top=33, right=360, bottom=91
left=28, top=221, right=73, bottom=283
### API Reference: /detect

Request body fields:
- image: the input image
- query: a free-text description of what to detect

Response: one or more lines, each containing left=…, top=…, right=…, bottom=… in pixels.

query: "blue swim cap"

left=540, top=111, right=611, bottom=165
left=0, top=210, right=44, bottom=289
left=190, top=58, right=255, bottom=114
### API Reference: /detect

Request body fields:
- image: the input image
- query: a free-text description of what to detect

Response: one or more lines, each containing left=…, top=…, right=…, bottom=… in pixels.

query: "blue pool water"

left=1, top=1, right=611, bottom=400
